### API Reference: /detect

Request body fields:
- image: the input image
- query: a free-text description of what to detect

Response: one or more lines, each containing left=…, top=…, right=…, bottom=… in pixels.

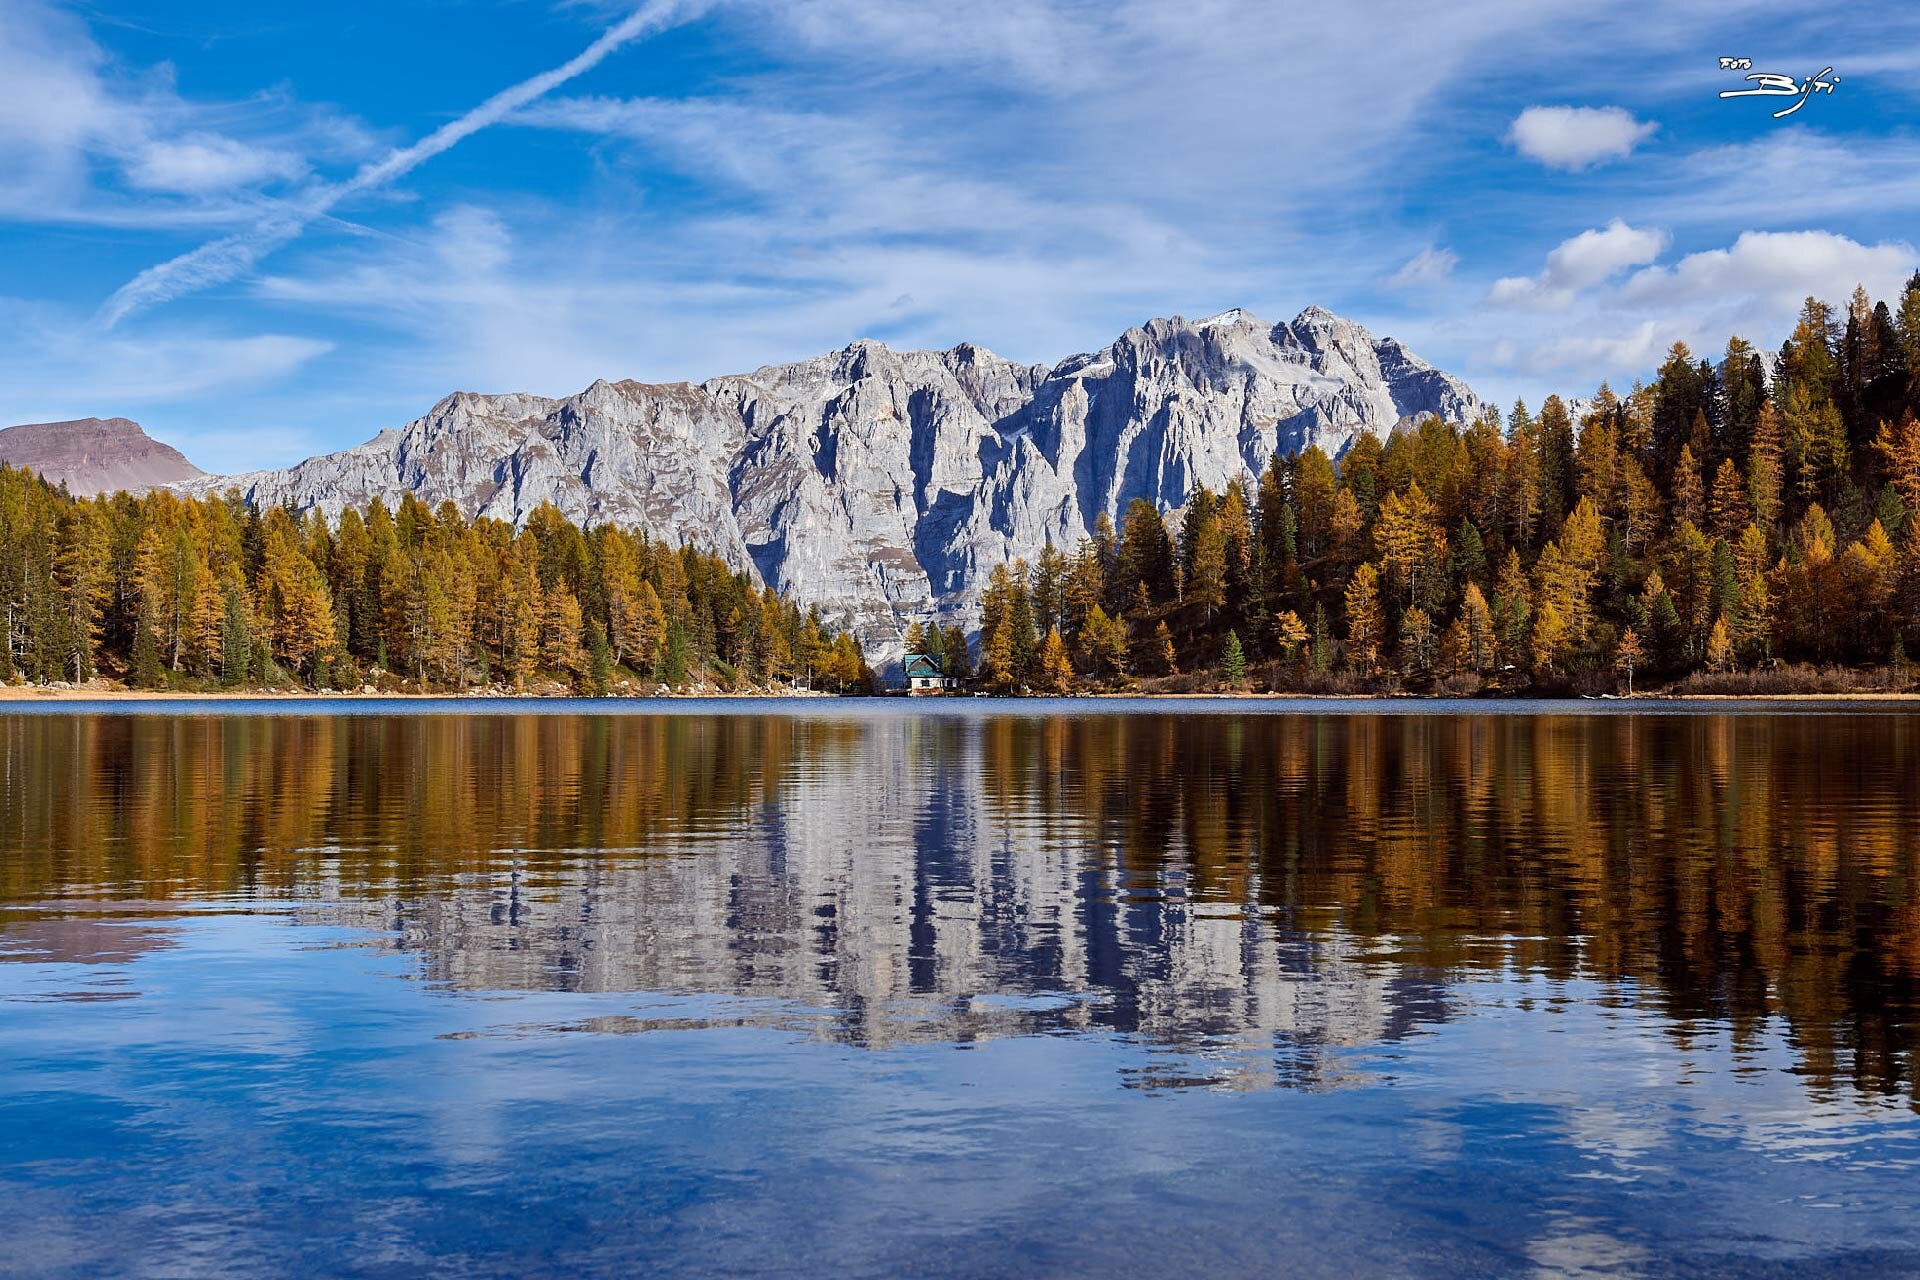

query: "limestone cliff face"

left=178, top=308, right=1481, bottom=658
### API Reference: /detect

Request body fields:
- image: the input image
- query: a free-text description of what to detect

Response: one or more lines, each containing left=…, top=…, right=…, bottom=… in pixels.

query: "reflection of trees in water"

left=1, top=711, right=1916, bottom=1096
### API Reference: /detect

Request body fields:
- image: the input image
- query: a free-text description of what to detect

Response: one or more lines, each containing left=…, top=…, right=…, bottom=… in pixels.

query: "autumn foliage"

left=0, top=482, right=871, bottom=694
left=966, top=280, right=1920, bottom=694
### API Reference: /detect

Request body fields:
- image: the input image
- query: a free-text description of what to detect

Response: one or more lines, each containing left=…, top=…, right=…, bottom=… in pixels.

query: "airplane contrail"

left=99, top=0, right=694, bottom=328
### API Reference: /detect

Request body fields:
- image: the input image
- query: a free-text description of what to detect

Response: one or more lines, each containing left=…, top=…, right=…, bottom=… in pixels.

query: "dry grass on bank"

left=1664, top=664, right=1914, bottom=697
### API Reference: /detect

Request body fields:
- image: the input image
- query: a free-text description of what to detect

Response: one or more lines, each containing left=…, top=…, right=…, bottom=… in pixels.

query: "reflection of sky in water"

left=4, top=908, right=1918, bottom=1278
left=2, top=706, right=1920, bottom=1277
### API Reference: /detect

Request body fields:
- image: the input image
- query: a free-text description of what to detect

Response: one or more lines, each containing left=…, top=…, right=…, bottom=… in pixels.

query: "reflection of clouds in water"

left=1448, top=976, right=1919, bottom=1167
left=6, top=888, right=1920, bottom=1271
left=1526, top=1213, right=1650, bottom=1280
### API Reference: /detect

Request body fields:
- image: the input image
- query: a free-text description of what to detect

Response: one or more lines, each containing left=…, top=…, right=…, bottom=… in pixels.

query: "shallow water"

left=3, top=702, right=1918, bottom=1277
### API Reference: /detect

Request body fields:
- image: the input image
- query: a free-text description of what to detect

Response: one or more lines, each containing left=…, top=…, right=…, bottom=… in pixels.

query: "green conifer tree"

left=131, top=600, right=166, bottom=690
left=587, top=622, right=613, bottom=696
left=1220, top=629, right=1247, bottom=688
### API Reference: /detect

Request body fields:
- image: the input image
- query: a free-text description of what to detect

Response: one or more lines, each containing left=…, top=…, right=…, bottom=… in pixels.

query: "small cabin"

left=903, top=653, right=956, bottom=694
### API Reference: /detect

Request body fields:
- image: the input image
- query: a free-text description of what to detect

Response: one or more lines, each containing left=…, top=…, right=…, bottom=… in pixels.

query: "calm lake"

left=3, top=699, right=1919, bottom=1278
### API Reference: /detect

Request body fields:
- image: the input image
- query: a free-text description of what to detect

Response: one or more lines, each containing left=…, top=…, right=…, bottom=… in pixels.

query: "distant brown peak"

left=0, top=416, right=204, bottom=497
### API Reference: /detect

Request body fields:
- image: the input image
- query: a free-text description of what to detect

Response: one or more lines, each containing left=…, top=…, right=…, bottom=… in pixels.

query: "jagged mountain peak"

left=1292, top=303, right=1345, bottom=326
left=1194, top=306, right=1259, bottom=329
left=174, top=307, right=1481, bottom=661
left=943, top=339, right=1004, bottom=363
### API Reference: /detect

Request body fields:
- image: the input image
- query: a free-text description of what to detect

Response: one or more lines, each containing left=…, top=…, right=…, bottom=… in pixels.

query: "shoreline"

left=3, top=685, right=1920, bottom=705
left=0, top=685, right=834, bottom=702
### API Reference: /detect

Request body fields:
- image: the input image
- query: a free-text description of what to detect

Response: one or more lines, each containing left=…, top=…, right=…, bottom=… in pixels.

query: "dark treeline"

left=0, top=480, right=872, bottom=694
left=965, top=280, right=1920, bottom=694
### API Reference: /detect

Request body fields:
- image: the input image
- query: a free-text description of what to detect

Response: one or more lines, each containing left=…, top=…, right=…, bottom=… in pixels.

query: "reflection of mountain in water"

left=337, top=849, right=1449, bottom=1088
left=2, top=709, right=1917, bottom=1096
left=295, top=716, right=1452, bottom=1088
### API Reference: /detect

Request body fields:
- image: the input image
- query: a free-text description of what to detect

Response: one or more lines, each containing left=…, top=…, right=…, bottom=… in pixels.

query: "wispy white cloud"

left=248, top=197, right=1232, bottom=397
left=0, top=296, right=331, bottom=428
left=515, top=92, right=1199, bottom=273
left=0, top=0, right=124, bottom=214
left=124, top=134, right=309, bottom=195
left=13, top=0, right=1920, bottom=466
left=484, top=0, right=1571, bottom=382
left=1508, top=106, right=1657, bottom=171
left=240, top=0, right=1920, bottom=435
left=728, top=0, right=1547, bottom=221
left=97, top=0, right=704, bottom=327
left=1486, top=323, right=1667, bottom=377
left=1635, top=132, right=1920, bottom=230
left=0, top=0, right=368, bottom=226
left=1385, top=246, right=1458, bottom=289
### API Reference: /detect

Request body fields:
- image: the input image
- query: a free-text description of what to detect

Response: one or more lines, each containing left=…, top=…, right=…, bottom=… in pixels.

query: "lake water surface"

left=3, top=700, right=1919, bottom=1277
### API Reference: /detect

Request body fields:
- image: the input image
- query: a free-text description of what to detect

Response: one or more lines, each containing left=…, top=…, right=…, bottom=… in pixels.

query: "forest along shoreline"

left=6, top=284, right=1920, bottom=702
left=0, top=475, right=877, bottom=698
left=0, top=682, right=843, bottom=701
left=4, top=685, right=1920, bottom=704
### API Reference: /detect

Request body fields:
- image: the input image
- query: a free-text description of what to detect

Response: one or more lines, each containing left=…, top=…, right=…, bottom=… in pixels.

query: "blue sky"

left=2, top=0, right=1917, bottom=472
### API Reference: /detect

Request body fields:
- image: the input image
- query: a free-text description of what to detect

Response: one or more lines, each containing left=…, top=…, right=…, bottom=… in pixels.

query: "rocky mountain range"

left=0, top=417, right=203, bottom=497
left=22, top=307, right=1482, bottom=658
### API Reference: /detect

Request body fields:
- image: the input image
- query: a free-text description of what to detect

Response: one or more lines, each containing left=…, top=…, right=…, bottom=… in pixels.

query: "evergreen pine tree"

left=587, top=623, right=613, bottom=696
left=943, top=626, right=972, bottom=683
left=1310, top=604, right=1332, bottom=675
left=662, top=620, right=689, bottom=686
left=1454, top=520, right=1487, bottom=590
left=131, top=600, right=166, bottom=690
left=1220, top=629, right=1247, bottom=688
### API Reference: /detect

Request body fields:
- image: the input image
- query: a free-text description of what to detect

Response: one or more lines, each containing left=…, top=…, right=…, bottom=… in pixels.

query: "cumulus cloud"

left=1385, top=246, right=1458, bottom=289
left=1487, top=219, right=1668, bottom=308
left=1508, top=106, right=1656, bottom=171
left=1622, top=230, right=1915, bottom=311
left=1474, top=229, right=1915, bottom=383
